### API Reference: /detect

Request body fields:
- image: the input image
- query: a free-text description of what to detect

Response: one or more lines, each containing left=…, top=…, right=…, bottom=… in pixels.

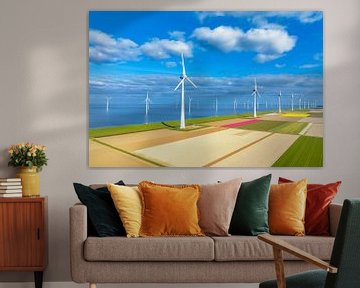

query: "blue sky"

left=89, top=11, right=323, bottom=126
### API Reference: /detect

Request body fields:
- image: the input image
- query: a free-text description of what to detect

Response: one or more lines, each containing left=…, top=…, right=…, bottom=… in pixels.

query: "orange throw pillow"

left=278, top=177, right=341, bottom=236
left=269, top=179, right=307, bottom=236
left=138, top=181, right=204, bottom=237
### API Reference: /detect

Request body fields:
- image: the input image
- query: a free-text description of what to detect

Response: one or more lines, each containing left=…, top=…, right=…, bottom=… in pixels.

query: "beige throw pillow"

left=198, top=178, right=242, bottom=236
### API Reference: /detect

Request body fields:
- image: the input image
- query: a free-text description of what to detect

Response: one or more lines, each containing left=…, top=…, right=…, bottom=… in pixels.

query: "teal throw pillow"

left=229, top=174, right=272, bottom=236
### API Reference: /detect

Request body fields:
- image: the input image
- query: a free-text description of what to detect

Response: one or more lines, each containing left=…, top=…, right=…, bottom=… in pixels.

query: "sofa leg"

left=89, top=284, right=96, bottom=288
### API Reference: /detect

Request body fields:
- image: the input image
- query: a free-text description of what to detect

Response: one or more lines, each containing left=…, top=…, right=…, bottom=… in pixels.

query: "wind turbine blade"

left=182, top=53, right=186, bottom=75
left=257, top=92, right=262, bottom=98
left=174, top=79, right=185, bottom=91
left=186, top=77, right=197, bottom=88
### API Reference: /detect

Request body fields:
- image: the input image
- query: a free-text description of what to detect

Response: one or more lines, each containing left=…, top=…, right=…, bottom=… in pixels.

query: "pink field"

left=222, top=119, right=260, bottom=128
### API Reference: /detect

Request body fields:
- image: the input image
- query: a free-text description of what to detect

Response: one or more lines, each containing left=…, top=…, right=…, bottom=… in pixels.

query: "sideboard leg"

left=90, top=283, right=97, bottom=288
left=34, top=271, right=43, bottom=288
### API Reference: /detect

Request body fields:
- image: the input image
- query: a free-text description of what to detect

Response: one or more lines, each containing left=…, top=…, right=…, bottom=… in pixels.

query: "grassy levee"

left=239, top=120, right=308, bottom=135
left=272, top=136, right=323, bottom=167
left=89, top=112, right=272, bottom=138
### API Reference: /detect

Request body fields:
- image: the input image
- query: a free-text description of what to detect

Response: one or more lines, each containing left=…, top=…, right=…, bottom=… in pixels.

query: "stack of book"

left=0, top=178, right=22, bottom=197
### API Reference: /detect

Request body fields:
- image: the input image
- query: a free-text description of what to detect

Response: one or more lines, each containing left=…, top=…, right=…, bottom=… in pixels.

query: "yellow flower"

left=27, top=152, right=32, bottom=157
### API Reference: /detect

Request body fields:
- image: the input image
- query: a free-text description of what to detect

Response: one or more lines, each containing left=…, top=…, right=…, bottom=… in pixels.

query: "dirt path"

left=134, top=129, right=270, bottom=167
left=89, top=140, right=157, bottom=167
left=99, top=126, right=224, bottom=151
left=212, top=133, right=299, bottom=167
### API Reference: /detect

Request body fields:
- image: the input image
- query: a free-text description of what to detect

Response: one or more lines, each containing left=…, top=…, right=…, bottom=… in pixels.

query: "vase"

left=16, top=167, right=40, bottom=197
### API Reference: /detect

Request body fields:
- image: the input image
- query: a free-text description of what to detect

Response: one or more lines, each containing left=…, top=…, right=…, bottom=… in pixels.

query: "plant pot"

left=16, top=167, right=40, bottom=197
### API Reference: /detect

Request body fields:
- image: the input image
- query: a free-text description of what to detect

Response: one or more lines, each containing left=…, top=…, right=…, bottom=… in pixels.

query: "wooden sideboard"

left=0, top=197, right=48, bottom=288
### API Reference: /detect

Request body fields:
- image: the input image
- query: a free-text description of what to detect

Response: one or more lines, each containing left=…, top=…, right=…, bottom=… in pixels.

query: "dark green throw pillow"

left=229, top=174, right=272, bottom=236
left=73, top=181, right=126, bottom=237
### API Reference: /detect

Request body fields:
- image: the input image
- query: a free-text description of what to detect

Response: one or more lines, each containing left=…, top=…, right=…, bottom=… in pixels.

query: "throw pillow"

left=138, top=181, right=203, bottom=237
left=198, top=178, right=242, bottom=236
left=73, top=181, right=126, bottom=237
left=269, top=179, right=307, bottom=236
left=229, top=174, right=272, bottom=236
left=107, top=183, right=142, bottom=238
left=279, top=177, right=341, bottom=236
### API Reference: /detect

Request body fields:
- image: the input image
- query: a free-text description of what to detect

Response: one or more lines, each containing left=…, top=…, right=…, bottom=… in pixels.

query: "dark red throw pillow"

left=278, top=177, right=341, bottom=236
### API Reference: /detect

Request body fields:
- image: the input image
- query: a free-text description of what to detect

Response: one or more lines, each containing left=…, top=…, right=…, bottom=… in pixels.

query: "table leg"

left=34, top=271, right=43, bottom=288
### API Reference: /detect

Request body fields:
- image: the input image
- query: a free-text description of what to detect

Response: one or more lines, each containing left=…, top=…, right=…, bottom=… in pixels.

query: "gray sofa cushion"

left=84, top=236, right=214, bottom=261
left=212, top=236, right=334, bottom=261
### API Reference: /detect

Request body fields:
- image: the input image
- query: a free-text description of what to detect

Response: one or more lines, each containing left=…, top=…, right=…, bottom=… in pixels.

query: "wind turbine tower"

left=291, top=93, right=294, bottom=111
left=252, top=78, right=261, bottom=118
left=145, top=92, right=151, bottom=116
left=233, top=98, right=237, bottom=113
left=106, top=97, right=111, bottom=112
left=278, top=91, right=282, bottom=113
left=174, top=53, right=197, bottom=129
left=188, top=96, right=192, bottom=115
left=215, top=97, right=218, bottom=116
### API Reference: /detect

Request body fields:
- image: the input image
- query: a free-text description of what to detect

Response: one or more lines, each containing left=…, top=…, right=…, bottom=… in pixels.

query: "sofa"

left=70, top=201, right=342, bottom=287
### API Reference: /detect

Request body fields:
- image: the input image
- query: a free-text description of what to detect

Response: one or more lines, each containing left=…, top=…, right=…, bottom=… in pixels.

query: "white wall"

left=0, top=0, right=359, bottom=282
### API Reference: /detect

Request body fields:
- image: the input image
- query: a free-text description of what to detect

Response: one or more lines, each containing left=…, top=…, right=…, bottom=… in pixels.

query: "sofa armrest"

left=329, top=203, right=342, bottom=237
left=69, top=203, right=88, bottom=283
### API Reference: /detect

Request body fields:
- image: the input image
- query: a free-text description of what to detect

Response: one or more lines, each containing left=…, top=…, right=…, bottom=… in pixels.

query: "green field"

left=239, top=120, right=308, bottom=134
left=89, top=112, right=275, bottom=138
left=272, top=136, right=323, bottom=167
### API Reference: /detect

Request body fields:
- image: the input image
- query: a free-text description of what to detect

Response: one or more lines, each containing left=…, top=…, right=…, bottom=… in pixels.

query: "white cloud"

left=296, top=11, right=323, bottom=23
left=141, top=38, right=193, bottom=59
left=197, top=11, right=225, bottom=23
left=164, top=61, right=177, bottom=68
left=314, top=53, right=323, bottom=61
left=299, top=64, right=320, bottom=69
left=192, top=26, right=243, bottom=52
left=244, top=28, right=296, bottom=54
left=89, top=30, right=141, bottom=63
left=89, top=30, right=116, bottom=46
left=192, top=26, right=296, bottom=63
left=275, top=63, right=286, bottom=68
left=255, top=54, right=283, bottom=63
left=168, top=31, right=186, bottom=41
left=89, top=30, right=193, bottom=63
left=196, top=11, right=323, bottom=24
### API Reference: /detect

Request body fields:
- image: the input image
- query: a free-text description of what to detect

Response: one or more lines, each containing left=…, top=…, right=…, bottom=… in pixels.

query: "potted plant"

left=8, top=143, right=48, bottom=197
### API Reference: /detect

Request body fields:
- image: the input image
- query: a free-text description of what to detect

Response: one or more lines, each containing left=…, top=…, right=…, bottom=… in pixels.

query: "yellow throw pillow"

left=138, top=181, right=204, bottom=237
left=269, top=179, right=307, bottom=236
left=107, top=183, right=142, bottom=238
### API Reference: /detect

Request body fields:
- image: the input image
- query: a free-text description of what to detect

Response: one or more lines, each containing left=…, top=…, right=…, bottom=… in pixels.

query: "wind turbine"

left=144, top=92, right=152, bottom=124
left=291, top=93, right=294, bottom=111
left=188, top=96, right=192, bottom=115
left=233, top=98, right=238, bottom=113
left=145, top=92, right=151, bottom=116
left=278, top=91, right=282, bottom=113
left=251, top=78, right=261, bottom=118
left=106, top=97, right=111, bottom=112
left=174, top=53, right=197, bottom=129
left=215, top=97, right=218, bottom=116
